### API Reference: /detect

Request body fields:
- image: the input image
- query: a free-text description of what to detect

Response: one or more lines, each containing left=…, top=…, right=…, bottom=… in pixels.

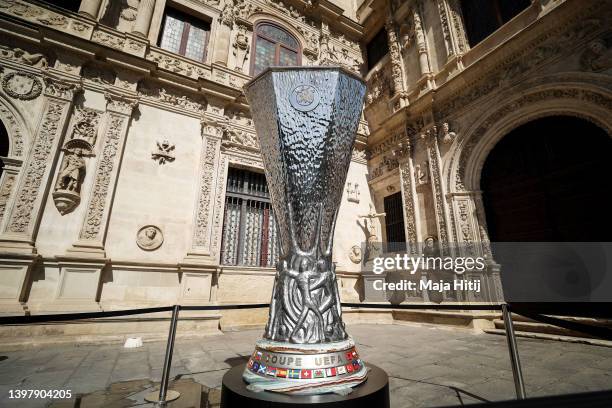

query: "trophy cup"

left=242, top=67, right=367, bottom=395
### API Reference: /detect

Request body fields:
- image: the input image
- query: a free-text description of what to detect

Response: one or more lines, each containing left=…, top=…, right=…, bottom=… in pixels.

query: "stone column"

left=132, top=0, right=156, bottom=38
left=183, top=118, right=223, bottom=264
left=413, top=6, right=432, bottom=77
left=0, top=75, right=80, bottom=253
left=78, top=0, right=103, bottom=19
left=424, top=127, right=450, bottom=254
left=68, top=92, right=137, bottom=257
left=385, top=18, right=406, bottom=97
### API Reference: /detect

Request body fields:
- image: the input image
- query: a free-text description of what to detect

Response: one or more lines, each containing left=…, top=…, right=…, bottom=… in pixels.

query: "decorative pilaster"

left=1, top=75, right=80, bottom=253
left=132, top=0, right=156, bottom=37
left=397, top=139, right=419, bottom=255
left=78, top=0, right=103, bottom=20
left=423, top=127, right=450, bottom=254
left=385, top=18, right=406, bottom=98
left=69, top=92, right=137, bottom=257
left=183, top=118, right=223, bottom=264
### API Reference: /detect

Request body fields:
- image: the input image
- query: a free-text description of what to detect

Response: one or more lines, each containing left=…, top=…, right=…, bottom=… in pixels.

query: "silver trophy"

left=242, top=67, right=367, bottom=394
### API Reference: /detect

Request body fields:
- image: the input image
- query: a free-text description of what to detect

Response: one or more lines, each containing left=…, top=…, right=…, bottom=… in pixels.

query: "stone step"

left=493, top=319, right=599, bottom=339
left=392, top=309, right=500, bottom=330
left=483, top=328, right=612, bottom=347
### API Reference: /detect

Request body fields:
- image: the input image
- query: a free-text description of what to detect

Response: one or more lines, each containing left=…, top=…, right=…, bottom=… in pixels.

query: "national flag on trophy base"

left=248, top=359, right=254, bottom=369
left=346, top=351, right=354, bottom=361
left=277, top=368, right=288, bottom=378
left=325, top=367, right=337, bottom=377
left=266, top=367, right=277, bottom=376
left=313, top=369, right=325, bottom=378
left=300, top=369, right=312, bottom=379
left=352, top=360, right=361, bottom=370
left=351, top=350, right=358, bottom=359
left=288, top=369, right=300, bottom=379
left=337, top=366, right=347, bottom=375
left=345, top=363, right=354, bottom=373
left=257, top=364, right=267, bottom=374
left=255, top=351, right=262, bottom=361
left=252, top=362, right=259, bottom=372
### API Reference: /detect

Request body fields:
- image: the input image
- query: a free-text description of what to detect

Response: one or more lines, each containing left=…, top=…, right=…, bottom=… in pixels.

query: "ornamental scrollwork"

left=1, top=71, right=42, bottom=100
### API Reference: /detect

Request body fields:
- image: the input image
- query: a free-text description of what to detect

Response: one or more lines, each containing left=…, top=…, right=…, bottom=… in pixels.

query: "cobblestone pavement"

left=1, top=323, right=611, bottom=407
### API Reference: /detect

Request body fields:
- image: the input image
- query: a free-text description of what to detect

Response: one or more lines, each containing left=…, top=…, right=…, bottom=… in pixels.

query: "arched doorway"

left=481, top=116, right=612, bottom=242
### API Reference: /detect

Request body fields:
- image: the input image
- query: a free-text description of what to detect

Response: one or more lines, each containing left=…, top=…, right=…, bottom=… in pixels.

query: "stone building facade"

left=0, top=0, right=610, bottom=338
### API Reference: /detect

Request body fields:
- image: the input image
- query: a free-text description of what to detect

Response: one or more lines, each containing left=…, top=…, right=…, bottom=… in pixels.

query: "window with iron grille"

left=158, top=8, right=211, bottom=63
left=221, top=167, right=280, bottom=267
left=384, top=192, right=407, bottom=252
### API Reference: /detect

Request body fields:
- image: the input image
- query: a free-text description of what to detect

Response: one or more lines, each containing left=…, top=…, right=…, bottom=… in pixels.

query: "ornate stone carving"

left=0, top=46, right=48, bottom=67
left=415, top=161, right=429, bottom=185
left=357, top=204, right=385, bottom=262
left=221, top=124, right=259, bottom=151
left=318, top=32, right=361, bottom=73
left=151, top=140, right=175, bottom=164
left=193, top=136, right=220, bottom=247
left=0, top=173, right=16, bottom=218
left=136, top=225, right=163, bottom=250
left=399, top=160, right=418, bottom=251
left=92, top=30, right=125, bottom=50
left=349, top=245, right=362, bottom=264
left=232, top=25, right=250, bottom=72
left=438, top=16, right=602, bottom=116
left=367, top=154, right=399, bottom=181
left=385, top=18, right=405, bottom=95
left=1, top=71, right=42, bottom=100
left=426, top=132, right=449, bottom=252
left=440, top=122, right=457, bottom=144
left=219, top=0, right=236, bottom=27
left=581, top=38, right=612, bottom=72
left=346, top=182, right=360, bottom=203
left=211, top=154, right=228, bottom=254
left=436, top=0, right=454, bottom=58
left=452, top=88, right=611, bottom=192
left=147, top=51, right=208, bottom=78
left=43, top=76, right=80, bottom=100
left=80, top=115, right=126, bottom=240
left=82, top=64, right=116, bottom=85
left=137, top=81, right=207, bottom=114
left=365, top=68, right=391, bottom=105
left=7, top=101, right=65, bottom=233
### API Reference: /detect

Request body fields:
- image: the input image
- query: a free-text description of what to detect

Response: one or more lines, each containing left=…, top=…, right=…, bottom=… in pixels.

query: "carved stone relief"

left=137, top=81, right=207, bottom=114
left=7, top=101, right=66, bottom=233
left=346, top=182, right=360, bottom=203
left=1, top=71, right=43, bottom=100
left=0, top=173, right=16, bottom=218
left=581, top=38, right=612, bottom=72
left=0, top=46, right=48, bottom=68
left=233, top=25, right=250, bottom=72
left=136, top=225, right=163, bottom=250
left=79, top=114, right=127, bottom=241
left=349, top=245, right=362, bottom=264
left=415, top=161, right=429, bottom=185
left=151, top=140, right=175, bottom=164
left=193, top=135, right=220, bottom=248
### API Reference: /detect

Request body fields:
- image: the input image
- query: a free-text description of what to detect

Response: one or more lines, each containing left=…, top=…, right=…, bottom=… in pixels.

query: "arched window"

left=251, top=23, right=301, bottom=76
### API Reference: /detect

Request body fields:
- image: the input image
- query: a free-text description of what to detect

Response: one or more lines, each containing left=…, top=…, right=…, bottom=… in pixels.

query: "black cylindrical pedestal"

left=221, top=363, right=389, bottom=408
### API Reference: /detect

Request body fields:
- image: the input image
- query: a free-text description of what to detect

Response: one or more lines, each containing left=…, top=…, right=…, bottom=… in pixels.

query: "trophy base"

left=223, top=363, right=389, bottom=407
left=242, top=338, right=368, bottom=395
